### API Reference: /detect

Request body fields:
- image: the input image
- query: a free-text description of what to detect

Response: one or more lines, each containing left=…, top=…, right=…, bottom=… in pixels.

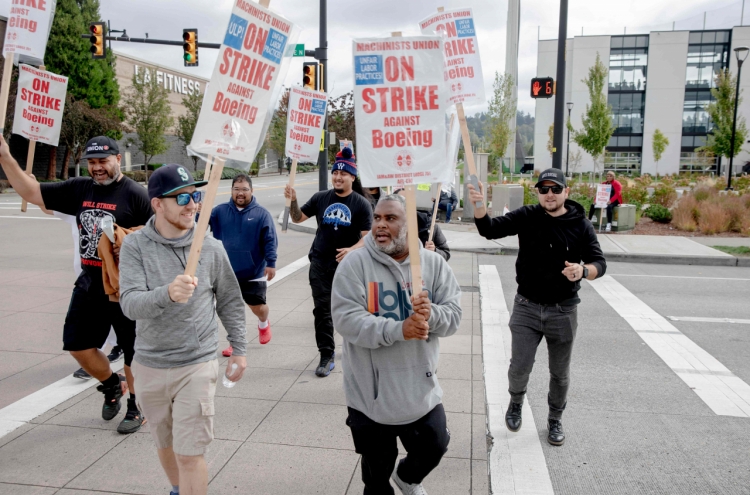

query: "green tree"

left=327, top=91, right=356, bottom=163
left=572, top=53, right=614, bottom=175
left=699, top=69, right=748, bottom=161
left=267, top=87, right=290, bottom=160
left=547, top=124, right=554, bottom=157
left=176, top=91, right=203, bottom=171
left=487, top=72, right=516, bottom=169
left=121, top=69, right=174, bottom=166
left=652, top=129, right=669, bottom=178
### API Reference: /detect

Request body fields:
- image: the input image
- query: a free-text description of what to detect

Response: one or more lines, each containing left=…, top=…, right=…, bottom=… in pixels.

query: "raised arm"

left=0, top=135, right=44, bottom=207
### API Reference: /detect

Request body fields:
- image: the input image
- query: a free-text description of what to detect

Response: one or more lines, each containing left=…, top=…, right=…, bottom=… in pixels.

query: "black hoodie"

left=475, top=200, right=606, bottom=304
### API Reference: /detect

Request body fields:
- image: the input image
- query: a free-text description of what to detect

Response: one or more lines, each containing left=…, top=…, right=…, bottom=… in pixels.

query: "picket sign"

left=281, top=157, right=298, bottom=232
left=0, top=56, right=14, bottom=135
left=20, top=64, right=45, bottom=213
left=184, top=0, right=272, bottom=277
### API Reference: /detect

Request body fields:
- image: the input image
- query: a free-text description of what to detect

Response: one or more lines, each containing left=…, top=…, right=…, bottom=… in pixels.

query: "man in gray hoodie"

left=119, top=164, right=248, bottom=495
left=332, top=194, right=462, bottom=495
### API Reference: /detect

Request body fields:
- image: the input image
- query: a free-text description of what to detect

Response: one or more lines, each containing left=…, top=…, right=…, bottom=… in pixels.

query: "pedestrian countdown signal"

left=531, top=77, right=554, bottom=99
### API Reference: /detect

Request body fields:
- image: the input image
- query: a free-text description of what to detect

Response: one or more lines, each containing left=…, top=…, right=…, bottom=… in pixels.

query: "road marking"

left=667, top=316, right=750, bottom=325
left=590, top=275, right=750, bottom=417
left=0, top=216, right=59, bottom=221
left=478, top=265, right=554, bottom=495
left=0, top=255, right=312, bottom=441
left=610, top=274, right=750, bottom=282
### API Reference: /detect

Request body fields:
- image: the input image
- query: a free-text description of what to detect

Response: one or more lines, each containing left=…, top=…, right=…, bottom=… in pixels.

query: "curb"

left=276, top=212, right=316, bottom=234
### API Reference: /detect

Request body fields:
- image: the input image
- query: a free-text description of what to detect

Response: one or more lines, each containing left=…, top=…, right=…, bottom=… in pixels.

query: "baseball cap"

left=81, top=136, right=120, bottom=159
left=534, top=168, right=567, bottom=188
left=148, top=164, right=208, bottom=200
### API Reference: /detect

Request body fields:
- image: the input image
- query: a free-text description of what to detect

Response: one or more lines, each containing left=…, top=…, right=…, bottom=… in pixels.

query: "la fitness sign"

left=134, top=65, right=203, bottom=96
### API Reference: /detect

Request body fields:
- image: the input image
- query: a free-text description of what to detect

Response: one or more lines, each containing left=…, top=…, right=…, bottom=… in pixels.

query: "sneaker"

left=107, top=346, right=124, bottom=363
left=117, top=401, right=146, bottom=434
left=258, top=321, right=272, bottom=345
left=315, top=353, right=335, bottom=377
left=605, top=223, right=612, bottom=232
left=97, top=374, right=128, bottom=421
left=505, top=401, right=523, bottom=432
left=73, top=367, right=92, bottom=380
left=547, top=418, right=565, bottom=446
left=222, top=345, right=233, bottom=357
left=392, top=462, right=428, bottom=495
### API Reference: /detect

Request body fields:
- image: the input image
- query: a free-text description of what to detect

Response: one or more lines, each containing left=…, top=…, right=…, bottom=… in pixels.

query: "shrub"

left=693, top=185, right=717, bottom=202
left=193, top=170, right=204, bottom=180
left=644, top=204, right=672, bottom=223
left=650, top=184, right=677, bottom=208
left=672, top=196, right=698, bottom=231
left=721, top=196, right=748, bottom=233
left=570, top=193, right=593, bottom=213
left=622, top=183, right=648, bottom=205
left=522, top=182, right=539, bottom=205
left=698, top=202, right=731, bottom=234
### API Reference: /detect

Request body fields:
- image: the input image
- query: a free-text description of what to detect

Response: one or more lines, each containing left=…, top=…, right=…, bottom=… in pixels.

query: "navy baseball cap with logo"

left=148, top=164, right=208, bottom=200
left=534, top=168, right=567, bottom=188
left=81, top=136, right=120, bottom=159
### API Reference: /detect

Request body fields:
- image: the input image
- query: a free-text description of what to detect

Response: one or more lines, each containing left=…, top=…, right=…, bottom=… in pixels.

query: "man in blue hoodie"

left=208, top=174, right=277, bottom=355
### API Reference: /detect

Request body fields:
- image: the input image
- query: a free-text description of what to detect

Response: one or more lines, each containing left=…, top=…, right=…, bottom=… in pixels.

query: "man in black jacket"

left=468, top=168, right=606, bottom=446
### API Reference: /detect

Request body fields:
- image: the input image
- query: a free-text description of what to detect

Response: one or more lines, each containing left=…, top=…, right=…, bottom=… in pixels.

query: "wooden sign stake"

left=0, top=56, right=14, bottom=136
left=21, top=64, right=45, bottom=213
left=428, top=182, right=441, bottom=242
left=281, top=158, right=298, bottom=232
left=184, top=156, right=225, bottom=277
left=203, top=154, right=215, bottom=181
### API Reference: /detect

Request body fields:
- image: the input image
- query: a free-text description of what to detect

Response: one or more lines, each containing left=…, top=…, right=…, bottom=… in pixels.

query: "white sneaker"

left=605, top=223, right=612, bottom=232
left=392, top=466, right=428, bottom=495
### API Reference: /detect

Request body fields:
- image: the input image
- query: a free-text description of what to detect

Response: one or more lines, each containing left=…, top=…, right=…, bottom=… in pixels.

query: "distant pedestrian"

left=587, top=171, right=622, bottom=232
left=434, top=187, right=458, bottom=223
left=469, top=168, right=607, bottom=446
left=284, top=147, right=373, bottom=377
left=120, top=164, right=247, bottom=495
left=332, top=193, right=462, bottom=494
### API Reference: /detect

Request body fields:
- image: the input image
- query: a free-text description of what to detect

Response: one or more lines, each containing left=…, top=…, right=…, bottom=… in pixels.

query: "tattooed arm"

left=284, top=185, right=309, bottom=223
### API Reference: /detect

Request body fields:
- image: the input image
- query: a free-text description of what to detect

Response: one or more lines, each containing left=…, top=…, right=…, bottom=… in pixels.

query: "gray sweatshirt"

left=332, top=233, right=462, bottom=425
left=119, top=217, right=247, bottom=368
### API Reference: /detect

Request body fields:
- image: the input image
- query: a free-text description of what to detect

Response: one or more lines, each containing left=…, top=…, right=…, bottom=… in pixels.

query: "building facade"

left=534, top=26, right=750, bottom=175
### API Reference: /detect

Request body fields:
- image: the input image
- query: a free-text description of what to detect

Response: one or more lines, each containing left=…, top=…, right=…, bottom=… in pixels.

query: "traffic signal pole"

left=317, top=0, right=328, bottom=191
left=551, top=0, right=568, bottom=170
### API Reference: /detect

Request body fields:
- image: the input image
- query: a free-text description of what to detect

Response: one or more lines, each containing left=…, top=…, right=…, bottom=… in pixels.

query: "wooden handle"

left=0, top=56, right=14, bottom=135
left=21, top=141, right=37, bottom=212
left=403, top=185, right=424, bottom=297
left=285, top=158, right=298, bottom=208
left=428, top=182, right=441, bottom=242
left=184, top=156, right=224, bottom=277
left=203, top=155, right=214, bottom=182
left=456, top=103, right=478, bottom=177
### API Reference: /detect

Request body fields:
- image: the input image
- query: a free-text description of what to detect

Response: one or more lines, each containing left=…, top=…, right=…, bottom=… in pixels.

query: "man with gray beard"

left=332, top=194, right=462, bottom=495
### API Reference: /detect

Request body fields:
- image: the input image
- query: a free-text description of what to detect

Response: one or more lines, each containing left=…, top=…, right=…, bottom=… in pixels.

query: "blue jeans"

left=437, top=201, right=454, bottom=222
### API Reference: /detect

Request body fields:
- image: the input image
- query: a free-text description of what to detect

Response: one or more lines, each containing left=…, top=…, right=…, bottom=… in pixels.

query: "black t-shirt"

left=301, top=189, right=373, bottom=268
left=41, top=176, right=152, bottom=292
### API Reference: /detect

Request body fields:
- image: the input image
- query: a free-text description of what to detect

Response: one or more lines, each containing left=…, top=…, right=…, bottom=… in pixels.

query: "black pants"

left=309, top=260, right=336, bottom=356
left=508, top=294, right=578, bottom=420
left=588, top=200, right=620, bottom=224
left=346, top=404, right=450, bottom=494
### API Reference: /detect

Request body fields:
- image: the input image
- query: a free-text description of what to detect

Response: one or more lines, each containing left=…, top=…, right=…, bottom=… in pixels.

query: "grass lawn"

left=712, top=246, right=750, bottom=256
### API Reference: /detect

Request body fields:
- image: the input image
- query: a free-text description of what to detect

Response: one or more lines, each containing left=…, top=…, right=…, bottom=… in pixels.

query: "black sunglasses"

left=162, top=191, right=202, bottom=206
left=537, top=185, right=564, bottom=195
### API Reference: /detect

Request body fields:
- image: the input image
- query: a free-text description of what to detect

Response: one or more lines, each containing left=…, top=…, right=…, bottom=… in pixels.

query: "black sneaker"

left=117, top=401, right=146, bottom=434
left=315, top=353, right=335, bottom=377
left=73, top=367, right=92, bottom=380
left=547, top=419, right=565, bottom=446
left=107, top=346, right=124, bottom=363
left=505, top=401, right=522, bottom=432
left=97, top=374, right=127, bottom=421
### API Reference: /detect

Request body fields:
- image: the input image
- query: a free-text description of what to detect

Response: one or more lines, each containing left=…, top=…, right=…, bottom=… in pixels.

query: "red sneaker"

left=222, top=345, right=233, bottom=357
left=259, top=321, right=272, bottom=345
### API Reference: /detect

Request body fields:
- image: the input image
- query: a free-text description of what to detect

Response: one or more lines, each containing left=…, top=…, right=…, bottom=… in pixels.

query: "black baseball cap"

left=81, top=136, right=120, bottom=159
left=148, top=164, right=208, bottom=200
left=534, top=168, right=567, bottom=188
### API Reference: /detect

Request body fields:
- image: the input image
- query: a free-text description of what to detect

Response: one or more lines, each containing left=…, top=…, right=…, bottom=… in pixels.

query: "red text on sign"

left=372, top=129, right=432, bottom=148
left=213, top=92, right=258, bottom=124
left=444, top=38, right=476, bottom=57
left=219, top=47, right=276, bottom=90
left=361, top=85, right=439, bottom=113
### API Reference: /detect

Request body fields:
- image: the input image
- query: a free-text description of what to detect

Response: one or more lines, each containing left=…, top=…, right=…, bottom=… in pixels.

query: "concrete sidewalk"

left=0, top=254, right=488, bottom=495
left=278, top=213, right=749, bottom=267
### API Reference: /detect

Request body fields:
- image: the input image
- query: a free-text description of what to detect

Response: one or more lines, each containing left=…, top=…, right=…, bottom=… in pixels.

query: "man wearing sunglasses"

left=0, top=135, right=151, bottom=434
left=468, top=168, right=606, bottom=446
left=119, top=164, right=247, bottom=495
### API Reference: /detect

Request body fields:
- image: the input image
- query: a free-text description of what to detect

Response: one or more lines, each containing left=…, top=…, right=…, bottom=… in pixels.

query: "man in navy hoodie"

left=208, top=174, right=277, bottom=355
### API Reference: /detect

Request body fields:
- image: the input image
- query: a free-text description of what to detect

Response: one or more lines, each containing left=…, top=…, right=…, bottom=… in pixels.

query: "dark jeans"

left=437, top=201, right=455, bottom=222
left=346, top=404, right=450, bottom=494
left=588, top=200, right=620, bottom=224
left=508, top=294, right=578, bottom=420
left=309, top=260, right=336, bottom=356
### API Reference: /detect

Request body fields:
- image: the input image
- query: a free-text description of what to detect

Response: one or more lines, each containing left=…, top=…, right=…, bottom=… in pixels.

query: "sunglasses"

left=162, top=191, right=202, bottom=206
left=537, top=185, right=564, bottom=195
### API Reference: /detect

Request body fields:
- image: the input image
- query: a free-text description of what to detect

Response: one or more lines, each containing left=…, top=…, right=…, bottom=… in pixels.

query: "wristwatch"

left=580, top=264, right=589, bottom=281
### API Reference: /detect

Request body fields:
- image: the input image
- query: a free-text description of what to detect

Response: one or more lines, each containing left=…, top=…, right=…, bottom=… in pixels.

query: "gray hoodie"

left=119, top=217, right=247, bottom=368
left=332, top=233, right=462, bottom=425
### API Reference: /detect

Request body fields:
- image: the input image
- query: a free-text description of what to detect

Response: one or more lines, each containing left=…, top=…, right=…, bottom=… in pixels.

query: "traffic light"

left=89, top=22, right=106, bottom=60
left=530, top=77, right=554, bottom=99
left=183, top=29, right=198, bottom=67
left=303, top=62, right=318, bottom=90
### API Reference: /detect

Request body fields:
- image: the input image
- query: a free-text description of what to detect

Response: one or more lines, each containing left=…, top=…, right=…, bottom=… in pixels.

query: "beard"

left=374, top=224, right=408, bottom=256
left=92, top=166, right=120, bottom=186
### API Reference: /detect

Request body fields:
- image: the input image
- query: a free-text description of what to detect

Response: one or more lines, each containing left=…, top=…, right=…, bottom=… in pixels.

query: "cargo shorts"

left=133, top=359, right=219, bottom=456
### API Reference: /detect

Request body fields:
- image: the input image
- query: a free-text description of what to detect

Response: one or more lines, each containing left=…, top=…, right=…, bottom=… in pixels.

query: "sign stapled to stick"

left=285, top=86, right=327, bottom=162
left=13, top=65, right=67, bottom=146
left=595, top=184, right=612, bottom=208
left=187, top=0, right=300, bottom=169
left=3, top=0, right=55, bottom=61
left=419, top=7, right=485, bottom=106
left=353, top=36, right=450, bottom=187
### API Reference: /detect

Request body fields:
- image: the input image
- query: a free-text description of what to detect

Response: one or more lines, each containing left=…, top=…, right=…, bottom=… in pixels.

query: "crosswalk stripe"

left=590, top=275, right=750, bottom=417
left=667, top=316, right=750, bottom=325
left=479, top=265, right=555, bottom=495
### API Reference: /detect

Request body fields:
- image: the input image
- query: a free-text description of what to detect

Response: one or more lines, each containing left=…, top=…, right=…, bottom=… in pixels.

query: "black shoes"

left=315, top=353, right=335, bottom=377
left=547, top=419, right=565, bottom=446
left=505, top=401, right=523, bottom=432
left=107, top=346, right=124, bottom=363
left=117, top=399, right=146, bottom=434
left=73, top=367, right=92, bottom=380
left=97, top=374, right=127, bottom=421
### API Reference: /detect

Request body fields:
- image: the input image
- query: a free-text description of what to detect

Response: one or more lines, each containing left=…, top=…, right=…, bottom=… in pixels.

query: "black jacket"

left=475, top=200, right=606, bottom=304
left=417, top=210, right=450, bottom=261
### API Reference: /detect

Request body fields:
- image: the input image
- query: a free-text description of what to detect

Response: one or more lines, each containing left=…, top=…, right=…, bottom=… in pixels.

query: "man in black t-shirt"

left=284, top=148, right=373, bottom=377
left=0, top=135, right=152, bottom=433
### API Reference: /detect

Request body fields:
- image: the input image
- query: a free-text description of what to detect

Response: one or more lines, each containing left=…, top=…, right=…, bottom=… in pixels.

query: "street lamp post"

left=727, top=46, right=749, bottom=190
left=566, top=102, right=573, bottom=176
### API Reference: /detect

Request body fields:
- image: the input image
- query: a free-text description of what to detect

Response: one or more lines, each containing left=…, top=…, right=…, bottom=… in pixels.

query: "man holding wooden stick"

left=284, top=147, right=373, bottom=377
left=0, top=135, right=151, bottom=433
left=332, top=193, right=462, bottom=495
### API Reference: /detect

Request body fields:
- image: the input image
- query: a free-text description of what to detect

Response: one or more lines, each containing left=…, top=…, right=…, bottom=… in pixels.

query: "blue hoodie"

left=208, top=197, right=277, bottom=281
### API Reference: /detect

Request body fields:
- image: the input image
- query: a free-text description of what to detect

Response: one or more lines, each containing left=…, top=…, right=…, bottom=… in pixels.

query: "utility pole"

left=552, top=0, right=569, bottom=169
left=306, top=1, right=328, bottom=191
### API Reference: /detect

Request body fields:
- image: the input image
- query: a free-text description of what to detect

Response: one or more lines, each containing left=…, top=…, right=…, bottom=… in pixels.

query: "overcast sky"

left=2, top=0, right=746, bottom=116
